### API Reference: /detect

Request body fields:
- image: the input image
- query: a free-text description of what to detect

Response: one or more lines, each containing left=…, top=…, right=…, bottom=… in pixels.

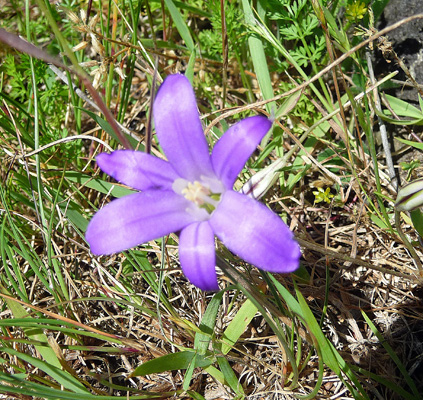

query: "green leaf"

left=186, top=390, right=207, bottom=400
left=371, top=0, right=391, bottom=22
left=269, top=276, right=370, bottom=399
left=217, top=357, right=244, bottom=396
left=194, top=291, right=224, bottom=355
left=419, top=94, right=423, bottom=112
left=384, top=94, right=423, bottom=119
left=378, top=95, right=423, bottom=125
left=203, top=364, right=225, bottom=385
left=0, top=347, right=88, bottom=393
left=65, top=171, right=135, bottom=198
left=183, top=353, right=197, bottom=391
left=241, top=0, right=275, bottom=117
left=185, top=289, right=222, bottom=389
left=376, top=112, right=423, bottom=126
left=274, top=90, right=303, bottom=120
left=293, top=284, right=340, bottom=375
left=362, top=311, right=420, bottom=399
left=396, top=137, right=423, bottom=151
left=163, top=0, right=195, bottom=51
left=185, top=47, right=197, bottom=85
left=131, top=351, right=213, bottom=377
left=0, top=286, right=63, bottom=371
left=410, top=209, right=423, bottom=238
left=370, top=213, right=390, bottom=230
left=221, top=298, right=258, bottom=355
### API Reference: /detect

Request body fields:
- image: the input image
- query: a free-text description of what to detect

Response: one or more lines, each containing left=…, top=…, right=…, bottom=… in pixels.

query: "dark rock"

left=377, top=0, right=423, bottom=101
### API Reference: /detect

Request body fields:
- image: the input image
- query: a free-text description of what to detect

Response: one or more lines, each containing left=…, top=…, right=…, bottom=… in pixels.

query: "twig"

left=48, top=64, right=143, bottom=145
left=394, top=211, right=423, bottom=276
left=204, top=13, right=423, bottom=134
left=11, top=134, right=114, bottom=159
left=367, top=51, right=398, bottom=191
left=145, top=58, right=159, bottom=154
left=220, top=0, right=228, bottom=107
left=0, top=27, right=132, bottom=150
left=296, top=237, right=418, bottom=280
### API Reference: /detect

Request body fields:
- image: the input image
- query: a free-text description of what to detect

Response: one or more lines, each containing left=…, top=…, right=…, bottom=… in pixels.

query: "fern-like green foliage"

left=263, top=0, right=328, bottom=70
left=2, top=54, right=32, bottom=101
left=1, top=53, right=81, bottom=161
left=2, top=54, right=66, bottom=125
left=198, top=0, right=246, bottom=60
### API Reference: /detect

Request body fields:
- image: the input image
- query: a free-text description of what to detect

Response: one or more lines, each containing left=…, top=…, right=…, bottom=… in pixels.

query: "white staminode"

left=172, top=176, right=224, bottom=219
left=183, top=181, right=213, bottom=206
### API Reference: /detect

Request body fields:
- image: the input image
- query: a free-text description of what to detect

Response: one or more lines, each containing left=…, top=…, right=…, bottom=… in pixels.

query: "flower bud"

left=241, top=159, right=284, bottom=200
left=395, top=179, right=423, bottom=212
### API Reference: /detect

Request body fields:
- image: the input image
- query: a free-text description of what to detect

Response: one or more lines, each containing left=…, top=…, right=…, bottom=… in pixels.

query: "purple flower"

left=86, top=74, right=300, bottom=290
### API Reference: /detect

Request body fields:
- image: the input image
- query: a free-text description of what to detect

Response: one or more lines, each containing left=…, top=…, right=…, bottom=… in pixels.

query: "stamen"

left=172, top=177, right=223, bottom=217
left=181, top=181, right=211, bottom=206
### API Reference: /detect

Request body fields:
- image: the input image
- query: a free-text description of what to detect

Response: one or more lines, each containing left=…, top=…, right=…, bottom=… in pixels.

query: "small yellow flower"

left=313, top=187, right=334, bottom=204
left=345, top=1, right=367, bottom=22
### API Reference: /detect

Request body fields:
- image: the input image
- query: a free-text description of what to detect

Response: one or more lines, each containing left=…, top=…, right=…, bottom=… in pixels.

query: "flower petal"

left=210, top=191, right=300, bottom=273
left=96, top=150, right=180, bottom=191
left=179, top=221, right=218, bottom=291
left=153, top=74, right=214, bottom=180
left=86, top=190, right=195, bottom=255
left=211, top=116, right=272, bottom=189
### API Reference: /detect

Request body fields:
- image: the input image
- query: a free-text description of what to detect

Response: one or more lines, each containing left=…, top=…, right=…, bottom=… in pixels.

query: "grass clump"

left=1, top=0, right=423, bottom=399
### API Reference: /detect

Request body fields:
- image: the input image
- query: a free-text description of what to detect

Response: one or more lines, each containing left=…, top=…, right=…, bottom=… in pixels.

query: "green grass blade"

left=0, top=347, right=88, bottom=393
left=221, top=297, right=258, bottom=355
left=216, top=356, right=245, bottom=397
left=241, top=0, right=274, bottom=115
left=0, top=287, right=62, bottom=371
left=163, top=0, right=195, bottom=51
left=64, top=171, right=135, bottom=198
left=362, top=310, right=421, bottom=399
left=269, top=275, right=369, bottom=399
left=194, top=290, right=224, bottom=355
left=130, top=350, right=213, bottom=377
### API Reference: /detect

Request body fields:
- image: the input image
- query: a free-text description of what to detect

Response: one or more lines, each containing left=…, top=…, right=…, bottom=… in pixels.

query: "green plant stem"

left=367, top=51, right=398, bottom=191
left=31, top=0, right=132, bottom=149
left=25, top=1, right=45, bottom=230
left=395, top=211, right=423, bottom=276
left=216, top=255, right=301, bottom=388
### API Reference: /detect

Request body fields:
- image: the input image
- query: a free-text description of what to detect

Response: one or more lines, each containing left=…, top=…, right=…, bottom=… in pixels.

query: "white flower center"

left=182, top=181, right=214, bottom=206
left=172, top=176, right=224, bottom=220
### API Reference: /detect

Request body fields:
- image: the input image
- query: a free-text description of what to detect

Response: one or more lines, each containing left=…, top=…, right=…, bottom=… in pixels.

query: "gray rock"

left=377, top=0, right=423, bottom=101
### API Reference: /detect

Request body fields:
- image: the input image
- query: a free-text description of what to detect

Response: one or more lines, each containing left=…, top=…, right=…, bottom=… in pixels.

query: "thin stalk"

left=321, top=18, right=352, bottom=158
left=293, top=19, right=332, bottom=104
left=47, top=168, right=70, bottom=301
left=220, top=0, right=228, bottom=107
left=367, top=51, right=397, bottom=191
left=395, top=211, right=423, bottom=276
left=204, top=14, right=423, bottom=131
left=216, top=255, right=300, bottom=388
left=161, top=0, right=167, bottom=41
left=30, top=0, right=132, bottom=149
left=105, top=2, right=118, bottom=108
left=26, top=0, right=47, bottom=240
left=233, top=49, right=254, bottom=104
left=145, top=59, right=159, bottom=154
